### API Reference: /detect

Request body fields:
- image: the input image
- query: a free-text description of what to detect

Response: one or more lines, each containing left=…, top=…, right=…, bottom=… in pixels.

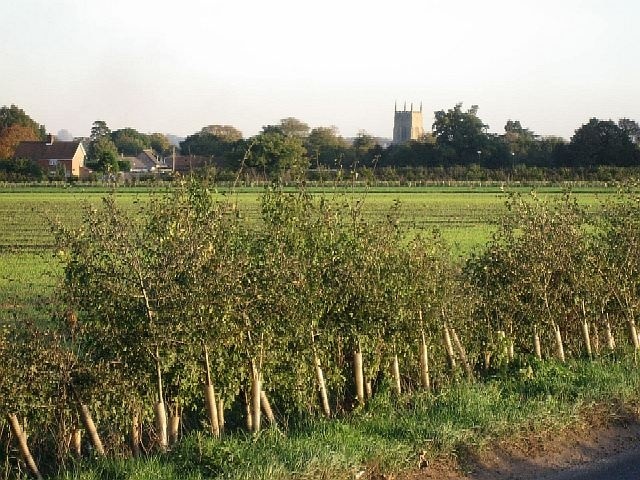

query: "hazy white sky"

left=1, top=0, right=638, bottom=140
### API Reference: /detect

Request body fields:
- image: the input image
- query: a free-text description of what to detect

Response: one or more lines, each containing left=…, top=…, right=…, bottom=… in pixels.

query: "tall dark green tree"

left=567, top=118, right=640, bottom=167
left=433, top=103, right=495, bottom=166
left=88, top=121, right=119, bottom=172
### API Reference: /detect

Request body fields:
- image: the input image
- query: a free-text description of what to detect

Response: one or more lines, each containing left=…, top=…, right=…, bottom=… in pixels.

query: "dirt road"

left=407, top=409, right=640, bottom=480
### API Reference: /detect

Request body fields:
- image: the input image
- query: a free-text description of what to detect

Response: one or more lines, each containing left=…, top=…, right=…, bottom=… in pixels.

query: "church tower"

left=393, top=102, right=424, bottom=144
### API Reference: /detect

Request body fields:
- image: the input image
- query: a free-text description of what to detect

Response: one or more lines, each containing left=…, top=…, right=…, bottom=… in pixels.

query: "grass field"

left=0, top=185, right=618, bottom=325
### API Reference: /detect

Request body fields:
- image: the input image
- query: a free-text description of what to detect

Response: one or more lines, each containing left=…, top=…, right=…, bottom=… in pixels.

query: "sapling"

left=7, top=414, right=42, bottom=480
left=354, top=343, right=365, bottom=405
left=203, top=345, right=220, bottom=437
left=154, top=355, right=168, bottom=451
left=606, top=318, right=616, bottom=350
left=419, top=330, right=430, bottom=391
left=168, top=404, right=180, bottom=445
left=217, top=398, right=225, bottom=434
left=130, top=413, right=140, bottom=457
left=260, top=390, right=275, bottom=424
left=251, top=361, right=262, bottom=433
left=554, top=323, right=566, bottom=362
left=314, top=352, right=331, bottom=417
left=442, top=324, right=456, bottom=369
left=582, top=320, right=592, bottom=359
left=71, top=428, right=81, bottom=457
left=534, top=325, right=542, bottom=360
left=451, top=328, right=473, bottom=380
left=391, top=346, right=402, bottom=396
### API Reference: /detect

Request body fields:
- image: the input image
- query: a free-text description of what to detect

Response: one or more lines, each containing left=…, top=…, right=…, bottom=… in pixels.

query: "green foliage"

left=6, top=182, right=640, bottom=479
left=568, top=118, right=640, bottom=167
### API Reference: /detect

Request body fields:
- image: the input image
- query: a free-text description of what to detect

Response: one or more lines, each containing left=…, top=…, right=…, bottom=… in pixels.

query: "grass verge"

left=52, top=355, right=640, bottom=480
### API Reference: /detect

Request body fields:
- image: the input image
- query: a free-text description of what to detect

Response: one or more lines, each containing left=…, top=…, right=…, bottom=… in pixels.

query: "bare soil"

left=394, top=403, right=640, bottom=480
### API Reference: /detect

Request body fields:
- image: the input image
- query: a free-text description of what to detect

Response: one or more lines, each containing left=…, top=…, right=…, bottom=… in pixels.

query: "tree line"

left=1, top=103, right=639, bottom=180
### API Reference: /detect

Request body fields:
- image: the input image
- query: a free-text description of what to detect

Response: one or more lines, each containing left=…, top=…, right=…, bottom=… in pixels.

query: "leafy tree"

left=278, top=117, right=310, bottom=138
left=149, top=133, right=172, bottom=155
left=306, top=126, right=350, bottom=167
left=433, top=103, right=494, bottom=166
left=200, top=125, right=243, bottom=142
left=352, top=131, right=379, bottom=167
left=87, top=121, right=119, bottom=172
left=0, top=105, right=46, bottom=158
left=618, top=118, right=640, bottom=145
left=567, top=118, right=640, bottom=167
left=0, top=124, right=42, bottom=159
left=111, top=128, right=151, bottom=156
left=502, top=120, right=536, bottom=161
left=89, top=120, right=110, bottom=141
left=247, top=128, right=308, bottom=178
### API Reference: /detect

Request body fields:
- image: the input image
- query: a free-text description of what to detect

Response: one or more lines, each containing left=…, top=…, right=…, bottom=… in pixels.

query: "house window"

left=49, top=159, right=58, bottom=166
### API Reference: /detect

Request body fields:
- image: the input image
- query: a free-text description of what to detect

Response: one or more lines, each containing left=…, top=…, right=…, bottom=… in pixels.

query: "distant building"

left=14, top=134, right=86, bottom=177
left=393, top=102, right=424, bottom=144
left=128, top=149, right=167, bottom=173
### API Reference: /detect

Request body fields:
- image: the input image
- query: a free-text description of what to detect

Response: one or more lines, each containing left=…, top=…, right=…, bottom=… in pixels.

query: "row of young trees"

left=3, top=182, right=640, bottom=478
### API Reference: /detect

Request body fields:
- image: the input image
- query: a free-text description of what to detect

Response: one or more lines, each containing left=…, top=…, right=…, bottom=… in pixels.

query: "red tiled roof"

left=14, top=141, right=82, bottom=160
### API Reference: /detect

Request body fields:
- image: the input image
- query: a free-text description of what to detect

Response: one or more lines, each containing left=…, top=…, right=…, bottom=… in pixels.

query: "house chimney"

left=46, top=134, right=54, bottom=145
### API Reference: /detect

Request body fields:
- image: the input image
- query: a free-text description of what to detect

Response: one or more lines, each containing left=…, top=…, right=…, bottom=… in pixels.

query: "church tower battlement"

left=393, top=101, right=424, bottom=144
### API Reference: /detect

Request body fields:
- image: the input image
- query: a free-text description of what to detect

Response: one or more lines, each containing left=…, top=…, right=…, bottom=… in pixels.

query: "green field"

left=0, top=185, right=617, bottom=325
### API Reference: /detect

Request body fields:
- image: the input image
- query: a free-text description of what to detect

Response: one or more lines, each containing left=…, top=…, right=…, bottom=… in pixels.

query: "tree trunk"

left=592, top=323, right=601, bottom=356
left=203, top=345, right=220, bottom=437
left=154, top=401, right=168, bottom=452
left=130, top=413, right=140, bottom=457
left=244, top=391, right=253, bottom=432
left=71, top=428, right=82, bottom=457
left=443, top=324, right=457, bottom=369
left=217, top=398, right=225, bottom=435
left=314, top=353, right=331, bottom=417
left=497, top=330, right=508, bottom=360
left=168, top=407, right=180, bottom=445
left=582, top=320, right=592, bottom=359
left=554, top=324, right=566, bottom=362
left=628, top=320, right=639, bottom=350
left=419, top=332, right=430, bottom=390
left=260, top=390, right=275, bottom=424
left=7, top=414, right=42, bottom=480
left=251, top=362, right=262, bottom=433
left=78, top=403, right=105, bottom=456
left=353, top=346, right=365, bottom=405
left=451, top=328, right=473, bottom=380
left=154, top=354, right=168, bottom=451
left=204, top=384, right=220, bottom=437
left=606, top=320, right=616, bottom=350
left=391, top=353, right=402, bottom=396
left=534, top=327, right=542, bottom=360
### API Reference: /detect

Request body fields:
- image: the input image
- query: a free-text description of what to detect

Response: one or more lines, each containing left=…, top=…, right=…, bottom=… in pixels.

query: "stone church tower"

left=393, top=102, right=424, bottom=144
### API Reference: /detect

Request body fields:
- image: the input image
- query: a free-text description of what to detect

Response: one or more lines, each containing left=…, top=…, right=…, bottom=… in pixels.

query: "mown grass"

left=50, top=356, right=640, bottom=480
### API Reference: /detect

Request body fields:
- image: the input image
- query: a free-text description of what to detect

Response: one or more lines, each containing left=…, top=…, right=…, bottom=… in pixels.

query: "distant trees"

left=305, top=126, right=350, bottom=168
left=247, top=126, right=308, bottom=178
left=566, top=118, right=640, bottom=167
left=0, top=105, right=46, bottom=159
left=87, top=121, right=120, bottom=173
left=179, top=125, right=246, bottom=167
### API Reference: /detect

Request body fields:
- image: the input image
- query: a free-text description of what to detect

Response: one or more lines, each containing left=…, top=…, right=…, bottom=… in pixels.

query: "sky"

left=1, top=0, right=639, bottom=141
